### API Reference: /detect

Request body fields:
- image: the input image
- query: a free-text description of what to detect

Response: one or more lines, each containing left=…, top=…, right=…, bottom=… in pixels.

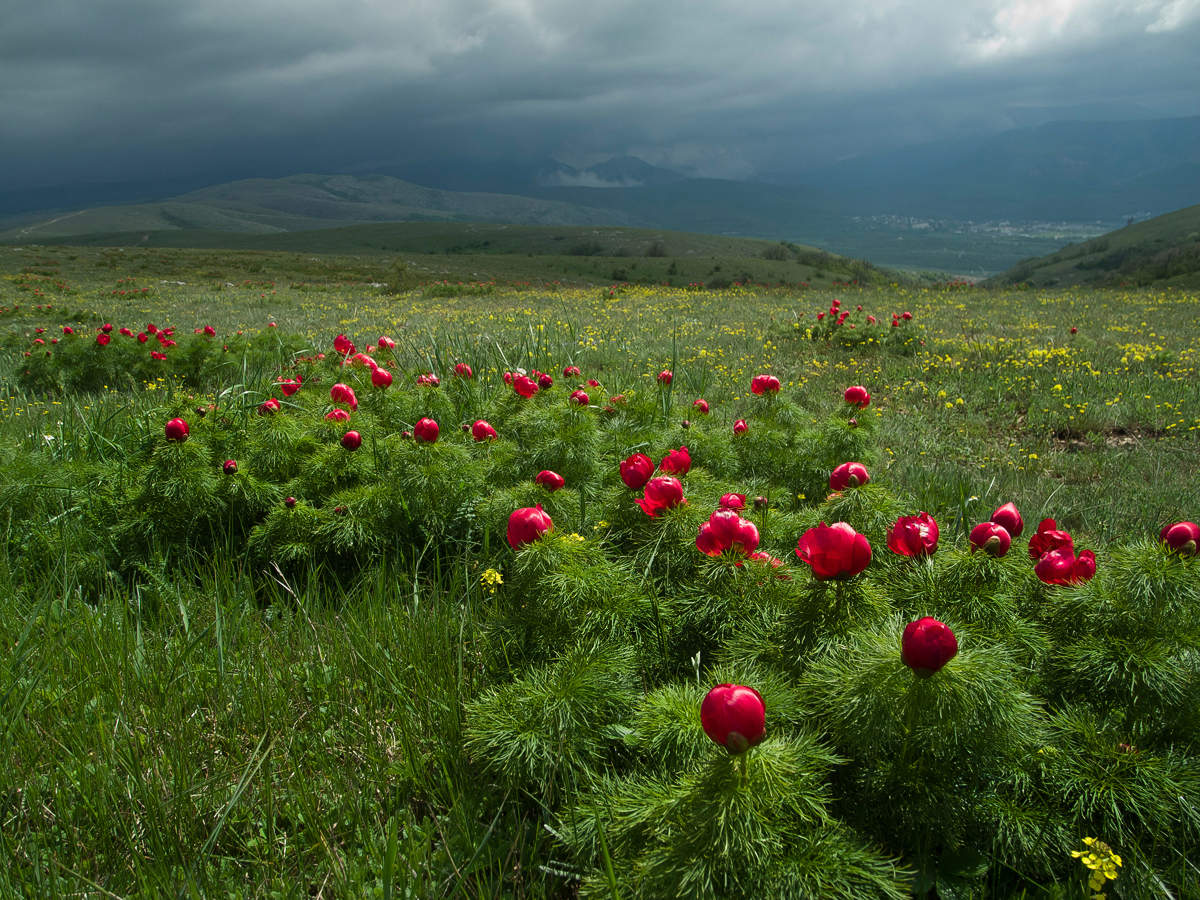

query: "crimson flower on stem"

left=1028, top=518, right=1073, bottom=559
left=471, top=420, right=498, bottom=442
left=279, top=378, right=302, bottom=397
left=901, top=617, right=958, bottom=677
left=733, top=419, right=748, bottom=435
left=563, top=365, right=581, bottom=377
left=341, top=430, right=362, bottom=451
left=700, top=684, right=765, bottom=754
left=693, top=398, right=709, bottom=414
left=325, top=408, right=351, bottom=422
left=96, top=333, right=110, bottom=346
left=371, top=367, right=393, bottom=389
left=1160, top=521, right=1200, bottom=556
left=829, top=461, right=870, bottom=491
left=507, top=504, right=553, bottom=550
left=751, top=374, right=781, bottom=395
left=569, top=389, right=589, bottom=406
left=258, top=398, right=280, bottom=415
left=718, top=493, right=746, bottom=511
left=222, top=459, right=238, bottom=475
left=795, top=522, right=872, bottom=580
left=535, top=470, right=565, bottom=492
left=887, top=512, right=939, bottom=557
left=333, top=334, right=355, bottom=355
left=969, top=521, right=1011, bottom=557
left=620, top=453, right=654, bottom=490
left=330, top=383, right=358, bottom=411
left=659, top=446, right=691, bottom=476
left=636, top=477, right=685, bottom=517
left=513, top=375, right=539, bottom=398
left=454, top=362, right=473, bottom=379
left=990, top=502, right=1024, bottom=538
left=378, top=335, right=396, bottom=350
left=413, top=417, right=439, bottom=444
left=1035, top=548, right=1097, bottom=586
left=843, top=385, right=871, bottom=408
left=657, top=370, right=673, bottom=385
left=696, top=508, right=760, bottom=557
left=537, top=372, right=554, bottom=390
left=164, top=418, right=189, bottom=442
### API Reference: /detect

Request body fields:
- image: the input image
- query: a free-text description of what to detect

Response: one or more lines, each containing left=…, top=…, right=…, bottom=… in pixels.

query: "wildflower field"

left=1, top=248, right=1198, bottom=898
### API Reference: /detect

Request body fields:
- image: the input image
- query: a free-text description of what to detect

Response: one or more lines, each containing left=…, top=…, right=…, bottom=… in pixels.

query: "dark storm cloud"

left=2, top=0, right=1199, bottom=190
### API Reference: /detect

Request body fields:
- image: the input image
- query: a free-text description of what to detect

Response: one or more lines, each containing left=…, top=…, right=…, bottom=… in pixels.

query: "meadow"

left=0, top=245, right=1198, bottom=898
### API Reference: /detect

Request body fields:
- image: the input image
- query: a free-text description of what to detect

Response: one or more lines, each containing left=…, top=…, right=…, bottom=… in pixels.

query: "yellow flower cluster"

left=1071, top=837, right=1121, bottom=898
left=479, top=568, right=503, bottom=594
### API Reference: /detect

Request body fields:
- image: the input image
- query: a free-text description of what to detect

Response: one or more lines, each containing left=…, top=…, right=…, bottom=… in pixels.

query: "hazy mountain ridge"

left=987, top=203, right=1200, bottom=287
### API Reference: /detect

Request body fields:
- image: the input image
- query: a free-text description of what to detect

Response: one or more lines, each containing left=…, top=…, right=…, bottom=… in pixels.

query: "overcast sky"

left=2, top=0, right=1199, bottom=192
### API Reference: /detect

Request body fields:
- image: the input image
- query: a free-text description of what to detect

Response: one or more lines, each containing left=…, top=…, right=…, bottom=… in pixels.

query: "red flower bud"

left=330, top=383, right=358, bottom=411
left=507, top=504, right=553, bottom=550
left=795, top=522, right=871, bottom=580
left=969, top=521, right=1011, bottom=557
left=535, top=470, right=565, bottom=492
left=325, top=408, right=351, bottom=422
left=563, top=365, right=581, bottom=377
left=413, top=417, right=439, bottom=444
left=223, top=459, right=238, bottom=475
left=620, top=453, right=654, bottom=490
left=471, top=419, right=498, bottom=442
left=341, top=430, right=362, bottom=451
left=887, top=512, right=939, bottom=557
left=538, top=372, right=555, bottom=390
left=285, top=496, right=297, bottom=508
left=371, top=367, right=393, bottom=389
left=454, top=362, right=473, bottom=379
left=692, top=398, right=709, bottom=414
left=718, top=493, right=747, bottom=511
left=733, top=418, right=748, bottom=435
left=901, top=617, right=958, bottom=676
left=989, top=501, right=1024, bottom=538
left=700, top=684, right=765, bottom=754
left=829, top=461, right=870, bottom=491
left=569, top=389, right=589, bottom=406
left=1160, top=521, right=1200, bottom=556
left=164, top=418, right=189, bottom=442
left=657, top=369, right=673, bottom=385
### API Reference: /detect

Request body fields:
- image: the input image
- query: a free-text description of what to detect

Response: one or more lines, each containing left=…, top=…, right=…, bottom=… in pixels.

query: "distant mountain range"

left=3, top=116, right=1198, bottom=275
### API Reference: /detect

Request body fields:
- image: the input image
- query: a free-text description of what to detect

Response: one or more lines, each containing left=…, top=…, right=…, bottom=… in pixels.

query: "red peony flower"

left=659, top=446, right=691, bottom=476
left=413, top=417, right=439, bottom=443
left=693, top=398, right=709, bottom=414
left=569, top=389, right=589, bottom=406
left=751, top=374, right=781, bottom=395
left=325, top=408, right=351, bottom=422
left=636, top=477, right=685, bottom=517
left=285, top=496, right=297, bottom=508
left=795, top=522, right=872, bottom=580
left=718, top=492, right=747, bottom=510
left=96, top=333, right=110, bottom=346
left=537, top=372, right=554, bottom=390
left=471, top=419, right=498, bottom=442
left=341, top=430, right=362, bottom=451
left=164, top=418, right=189, bottom=442
left=700, top=684, right=765, bottom=754
left=507, top=504, right=553, bottom=550
left=150, top=350, right=167, bottom=360
left=330, top=383, right=358, bottom=411
left=829, top=461, right=870, bottom=491
left=901, top=617, right=958, bottom=677
left=696, top=508, right=760, bottom=557
left=223, top=459, right=238, bottom=475
left=100, top=323, right=113, bottom=333
left=454, top=362, right=473, bottom=379
left=258, top=398, right=280, bottom=415
left=62, top=326, right=74, bottom=335
left=119, top=327, right=133, bottom=336
left=844, top=385, right=871, bottom=408
left=563, top=365, right=581, bottom=377
left=1035, top=547, right=1096, bottom=585
left=990, top=502, right=1024, bottom=538
left=887, top=512, right=939, bottom=557
left=732, top=418, right=748, bottom=435
left=279, top=378, right=302, bottom=397
left=657, top=369, right=673, bottom=385
left=416, top=372, right=440, bottom=387
left=1028, top=518, right=1073, bottom=560
left=969, top=521, right=1011, bottom=557
left=1160, top=521, right=1200, bottom=556
left=371, top=367, right=393, bottom=389
left=535, top=470, right=565, bottom=492
left=138, top=332, right=149, bottom=343
left=513, top=375, right=539, bottom=398
left=620, top=452, right=655, bottom=490
left=333, top=334, right=355, bottom=355
left=378, top=335, right=396, bottom=349
left=203, top=325, right=216, bottom=337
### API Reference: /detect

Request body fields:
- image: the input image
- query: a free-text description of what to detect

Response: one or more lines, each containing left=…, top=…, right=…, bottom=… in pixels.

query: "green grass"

left=1, top=246, right=1198, bottom=897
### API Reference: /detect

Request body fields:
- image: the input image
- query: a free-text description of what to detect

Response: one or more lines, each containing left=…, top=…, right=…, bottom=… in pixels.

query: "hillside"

left=986, top=204, right=1200, bottom=288
left=0, top=174, right=638, bottom=241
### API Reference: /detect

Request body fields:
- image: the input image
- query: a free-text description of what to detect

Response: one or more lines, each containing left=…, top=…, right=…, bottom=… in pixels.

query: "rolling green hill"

left=987, top=204, right=1200, bottom=288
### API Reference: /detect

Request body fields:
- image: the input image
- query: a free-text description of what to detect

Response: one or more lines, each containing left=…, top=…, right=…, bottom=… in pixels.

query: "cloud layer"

left=2, top=0, right=1198, bottom=191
